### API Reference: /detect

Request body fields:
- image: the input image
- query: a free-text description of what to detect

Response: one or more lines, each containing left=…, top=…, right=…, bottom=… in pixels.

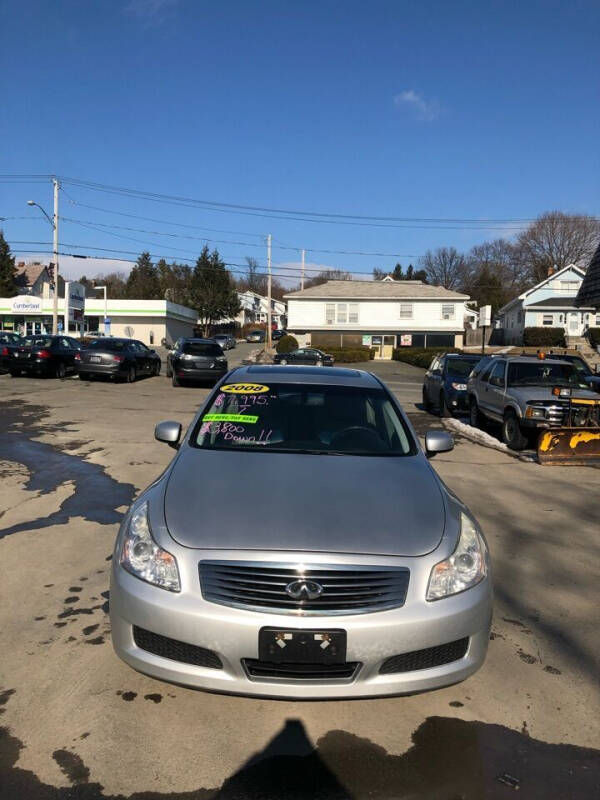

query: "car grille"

left=379, top=637, right=469, bottom=674
left=545, top=404, right=566, bottom=426
left=243, top=659, right=361, bottom=681
left=199, top=561, right=410, bottom=616
left=133, top=626, right=223, bottom=669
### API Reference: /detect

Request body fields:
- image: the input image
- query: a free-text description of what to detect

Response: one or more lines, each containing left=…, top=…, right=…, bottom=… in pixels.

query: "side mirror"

left=425, top=430, right=454, bottom=458
left=149, top=348, right=156, bottom=354
left=155, top=420, right=182, bottom=449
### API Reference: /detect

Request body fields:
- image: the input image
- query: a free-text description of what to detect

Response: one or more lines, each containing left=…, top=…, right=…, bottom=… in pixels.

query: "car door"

left=136, top=341, right=153, bottom=372
left=483, top=360, right=507, bottom=419
left=428, top=356, right=444, bottom=404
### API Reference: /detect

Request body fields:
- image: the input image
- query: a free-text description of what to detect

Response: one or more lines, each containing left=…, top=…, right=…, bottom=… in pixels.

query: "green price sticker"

left=203, top=413, right=258, bottom=424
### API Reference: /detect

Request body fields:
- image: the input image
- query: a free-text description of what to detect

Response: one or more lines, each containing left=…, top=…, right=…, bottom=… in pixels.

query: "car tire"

left=316, top=359, right=323, bottom=367
left=127, top=365, right=137, bottom=383
left=55, top=362, right=66, bottom=379
left=154, top=361, right=161, bottom=376
left=166, top=363, right=172, bottom=377
left=439, top=391, right=451, bottom=418
left=502, top=410, right=529, bottom=451
left=9, top=369, right=20, bottom=378
left=172, top=372, right=180, bottom=387
left=280, top=358, right=287, bottom=365
left=469, top=398, right=484, bottom=428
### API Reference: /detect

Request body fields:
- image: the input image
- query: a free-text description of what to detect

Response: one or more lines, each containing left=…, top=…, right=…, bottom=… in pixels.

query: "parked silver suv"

left=467, top=355, right=598, bottom=450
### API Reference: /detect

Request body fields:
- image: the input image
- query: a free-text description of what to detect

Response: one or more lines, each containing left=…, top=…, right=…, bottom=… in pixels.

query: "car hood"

left=510, top=386, right=599, bottom=402
left=164, top=448, right=446, bottom=557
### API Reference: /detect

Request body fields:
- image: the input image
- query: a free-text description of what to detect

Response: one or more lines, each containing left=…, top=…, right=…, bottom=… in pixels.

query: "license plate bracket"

left=258, top=628, right=346, bottom=665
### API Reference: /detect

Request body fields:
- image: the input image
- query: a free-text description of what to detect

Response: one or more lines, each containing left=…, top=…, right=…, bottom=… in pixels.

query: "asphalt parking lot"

left=0, top=343, right=598, bottom=799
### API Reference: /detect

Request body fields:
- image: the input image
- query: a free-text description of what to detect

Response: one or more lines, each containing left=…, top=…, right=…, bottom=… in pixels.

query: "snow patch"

left=443, top=418, right=537, bottom=462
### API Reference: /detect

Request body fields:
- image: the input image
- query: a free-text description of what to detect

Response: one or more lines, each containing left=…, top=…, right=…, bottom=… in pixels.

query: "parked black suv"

left=166, top=338, right=228, bottom=386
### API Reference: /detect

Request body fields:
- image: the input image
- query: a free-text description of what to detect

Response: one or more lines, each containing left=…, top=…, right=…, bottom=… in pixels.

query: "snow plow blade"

left=537, top=429, right=600, bottom=465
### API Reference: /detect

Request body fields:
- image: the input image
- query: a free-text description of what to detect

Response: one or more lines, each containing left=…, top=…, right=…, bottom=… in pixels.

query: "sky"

left=1, top=0, right=599, bottom=284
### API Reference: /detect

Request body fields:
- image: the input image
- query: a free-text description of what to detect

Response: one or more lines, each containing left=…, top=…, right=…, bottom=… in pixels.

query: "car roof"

left=504, top=356, right=573, bottom=364
left=227, top=364, right=383, bottom=388
left=444, top=353, right=480, bottom=359
left=183, top=337, right=220, bottom=343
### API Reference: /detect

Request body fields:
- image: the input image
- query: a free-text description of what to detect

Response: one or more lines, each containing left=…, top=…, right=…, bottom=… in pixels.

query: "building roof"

left=527, top=296, right=594, bottom=309
left=576, top=244, right=600, bottom=308
left=284, top=280, right=468, bottom=300
left=15, top=262, right=48, bottom=290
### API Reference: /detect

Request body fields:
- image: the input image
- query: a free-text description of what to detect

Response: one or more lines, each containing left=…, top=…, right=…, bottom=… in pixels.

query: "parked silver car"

left=110, top=366, right=492, bottom=699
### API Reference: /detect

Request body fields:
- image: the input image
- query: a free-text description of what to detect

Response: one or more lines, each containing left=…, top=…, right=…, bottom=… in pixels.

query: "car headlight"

left=216, top=356, right=227, bottom=362
left=525, top=405, right=547, bottom=419
left=451, top=382, right=467, bottom=391
left=120, top=502, right=180, bottom=592
left=426, top=512, right=488, bottom=601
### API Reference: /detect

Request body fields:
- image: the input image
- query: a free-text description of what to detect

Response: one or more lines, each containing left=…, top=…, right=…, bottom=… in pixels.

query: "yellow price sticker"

left=220, top=383, right=270, bottom=394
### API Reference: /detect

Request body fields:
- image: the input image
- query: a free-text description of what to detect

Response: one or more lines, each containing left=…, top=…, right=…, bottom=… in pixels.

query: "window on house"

left=348, top=303, right=359, bottom=324
left=441, top=304, right=455, bottom=320
left=399, top=303, right=413, bottom=319
left=325, top=302, right=359, bottom=325
left=559, top=281, right=579, bottom=294
left=542, top=314, right=554, bottom=326
left=596, top=315, right=600, bottom=327
left=325, top=304, right=335, bottom=325
left=337, top=303, right=348, bottom=324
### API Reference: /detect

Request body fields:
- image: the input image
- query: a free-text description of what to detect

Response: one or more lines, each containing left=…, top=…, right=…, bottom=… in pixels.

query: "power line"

left=3, top=173, right=599, bottom=226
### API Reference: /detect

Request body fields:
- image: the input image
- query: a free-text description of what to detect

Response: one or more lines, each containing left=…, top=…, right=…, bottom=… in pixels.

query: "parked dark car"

left=545, top=353, right=600, bottom=392
left=246, top=330, right=265, bottom=343
left=77, top=338, right=161, bottom=382
left=273, top=347, right=335, bottom=367
left=271, top=329, right=288, bottom=341
left=166, top=338, right=228, bottom=386
left=0, top=331, right=23, bottom=372
left=212, top=333, right=236, bottom=350
left=422, top=353, right=482, bottom=416
left=7, top=335, right=80, bottom=379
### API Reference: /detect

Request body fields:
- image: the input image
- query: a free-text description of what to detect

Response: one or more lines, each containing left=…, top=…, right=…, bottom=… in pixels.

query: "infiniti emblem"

left=285, top=579, right=324, bottom=601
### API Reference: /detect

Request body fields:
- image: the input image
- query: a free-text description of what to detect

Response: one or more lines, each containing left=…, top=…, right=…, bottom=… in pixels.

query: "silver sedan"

left=110, top=366, right=492, bottom=699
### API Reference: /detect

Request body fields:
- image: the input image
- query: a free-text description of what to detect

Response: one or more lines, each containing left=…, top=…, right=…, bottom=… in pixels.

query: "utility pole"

left=301, top=248, right=305, bottom=291
left=52, top=177, right=60, bottom=335
left=267, top=234, right=272, bottom=350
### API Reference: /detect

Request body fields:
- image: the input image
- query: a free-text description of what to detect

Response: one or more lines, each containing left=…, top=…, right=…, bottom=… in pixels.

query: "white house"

left=236, top=291, right=286, bottom=328
left=284, top=280, right=471, bottom=359
left=496, top=265, right=599, bottom=345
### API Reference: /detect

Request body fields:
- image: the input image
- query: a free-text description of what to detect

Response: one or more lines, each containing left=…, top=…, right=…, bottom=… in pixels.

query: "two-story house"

left=497, top=265, right=598, bottom=345
left=284, top=279, right=470, bottom=359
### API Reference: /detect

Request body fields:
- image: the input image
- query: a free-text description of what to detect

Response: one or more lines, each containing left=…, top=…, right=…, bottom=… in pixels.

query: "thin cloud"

left=124, top=0, right=179, bottom=24
left=393, top=90, right=441, bottom=122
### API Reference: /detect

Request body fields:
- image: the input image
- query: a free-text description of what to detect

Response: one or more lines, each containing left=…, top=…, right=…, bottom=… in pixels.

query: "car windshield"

left=87, top=339, right=129, bottom=351
left=507, top=362, right=589, bottom=389
left=562, top=356, right=591, bottom=377
left=192, top=382, right=415, bottom=456
left=446, top=358, right=480, bottom=378
left=23, top=336, right=53, bottom=347
left=0, top=333, right=20, bottom=343
left=182, top=342, right=223, bottom=356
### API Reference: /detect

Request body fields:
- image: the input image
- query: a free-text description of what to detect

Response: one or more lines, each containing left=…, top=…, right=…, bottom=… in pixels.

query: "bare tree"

left=420, top=247, right=467, bottom=289
left=516, top=211, right=600, bottom=284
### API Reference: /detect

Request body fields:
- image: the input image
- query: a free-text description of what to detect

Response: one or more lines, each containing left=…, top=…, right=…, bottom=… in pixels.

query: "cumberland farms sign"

left=11, top=296, right=43, bottom=314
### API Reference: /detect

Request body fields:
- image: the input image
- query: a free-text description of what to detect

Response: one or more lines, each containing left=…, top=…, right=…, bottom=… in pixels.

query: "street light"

left=26, top=178, right=60, bottom=335
left=94, top=285, right=108, bottom=333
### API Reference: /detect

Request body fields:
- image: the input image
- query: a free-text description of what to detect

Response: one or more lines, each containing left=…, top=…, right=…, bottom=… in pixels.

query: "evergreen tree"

left=392, top=262, right=404, bottom=280
left=0, top=231, right=18, bottom=297
left=189, top=246, right=240, bottom=335
left=125, top=252, right=161, bottom=299
left=405, top=264, right=414, bottom=280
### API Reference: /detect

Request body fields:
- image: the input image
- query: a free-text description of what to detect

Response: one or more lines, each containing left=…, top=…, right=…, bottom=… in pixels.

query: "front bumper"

left=110, top=558, right=492, bottom=699
left=446, top=390, right=469, bottom=413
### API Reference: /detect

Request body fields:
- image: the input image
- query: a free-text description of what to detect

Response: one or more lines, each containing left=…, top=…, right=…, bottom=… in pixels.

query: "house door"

left=372, top=335, right=396, bottom=359
left=568, top=312, right=582, bottom=335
